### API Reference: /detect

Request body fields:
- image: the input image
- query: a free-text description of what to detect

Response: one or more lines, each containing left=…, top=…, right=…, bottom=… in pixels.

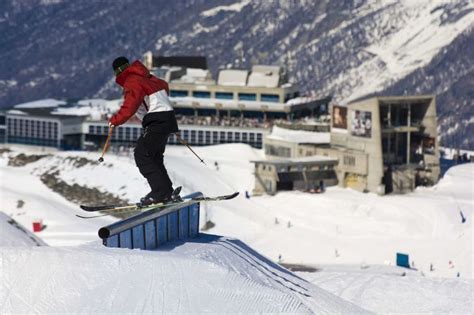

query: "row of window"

left=88, top=125, right=144, bottom=141
left=7, top=118, right=59, bottom=140
left=88, top=125, right=264, bottom=148
left=265, top=144, right=291, bottom=157
left=170, top=90, right=282, bottom=103
left=261, top=164, right=334, bottom=172
left=169, top=130, right=263, bottom=147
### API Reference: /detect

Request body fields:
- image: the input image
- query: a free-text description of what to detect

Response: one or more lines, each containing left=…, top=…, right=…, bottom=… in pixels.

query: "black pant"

left=134, top=131, right=173, bottom=200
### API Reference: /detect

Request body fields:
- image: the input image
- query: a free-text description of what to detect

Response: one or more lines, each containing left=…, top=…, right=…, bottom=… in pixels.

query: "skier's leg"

left=134, top=133, right=173, bottom=201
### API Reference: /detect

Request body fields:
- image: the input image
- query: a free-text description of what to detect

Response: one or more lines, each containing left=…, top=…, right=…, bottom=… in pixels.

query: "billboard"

left=351, top=110, right=372, bottom=138
left=332, top=105, right=347, bottom=130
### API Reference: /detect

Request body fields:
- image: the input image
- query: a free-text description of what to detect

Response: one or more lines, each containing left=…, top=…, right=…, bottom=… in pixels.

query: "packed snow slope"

left=0, top=144, right=472, bottom=313
left=0, top=224, right=367, bottom=313
left=0, top=212, right=46, bottom=247
left=299, top=265, right=473, bottom=314
left=1, top=144, right=472, bottom=279
left=0, top=148, right=115, bottom=246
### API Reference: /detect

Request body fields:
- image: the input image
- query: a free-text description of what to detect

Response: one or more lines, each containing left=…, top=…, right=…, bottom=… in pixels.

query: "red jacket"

left=110, top=61, right=178, bottom=133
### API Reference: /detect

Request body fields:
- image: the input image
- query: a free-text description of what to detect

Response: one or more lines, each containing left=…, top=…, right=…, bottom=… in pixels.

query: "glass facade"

left=192, top=91, right=211, bottom=98
left=261, top=94, right=280, bottom=102
left=215, top=92, right=234, bottom=100
left=7, top=117, right=59, bottom=147
left=238, top=93, right=257, bottom=101
left=170, top=90, right=189, bottom=97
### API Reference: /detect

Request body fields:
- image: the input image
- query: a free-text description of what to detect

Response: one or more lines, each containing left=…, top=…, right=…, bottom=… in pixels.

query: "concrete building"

left=264, top=126, right=330, bottom=159
left=252, top=156, right=338, bottom=195
left=316, top=95, right=440, bottom=194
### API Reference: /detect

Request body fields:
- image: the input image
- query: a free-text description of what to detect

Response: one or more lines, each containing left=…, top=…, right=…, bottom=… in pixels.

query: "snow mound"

left=0, top=212, right=47, bottom=247
left=1, top=235, right=368, bottom=314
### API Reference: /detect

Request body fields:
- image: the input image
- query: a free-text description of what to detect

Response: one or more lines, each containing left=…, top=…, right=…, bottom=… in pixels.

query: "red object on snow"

left=32, top=220, right=43, bottom=232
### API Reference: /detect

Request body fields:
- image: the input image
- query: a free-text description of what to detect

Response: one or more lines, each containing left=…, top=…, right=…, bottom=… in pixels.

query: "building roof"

left=14, top=99, right=66, bottom=109
left=266, top=126, right=330, bottom=144
left=252, top=155, right=337, bottom=166
left=153, top=56, right=208, bottom=69
left=348, top=95, right=435, bottom=106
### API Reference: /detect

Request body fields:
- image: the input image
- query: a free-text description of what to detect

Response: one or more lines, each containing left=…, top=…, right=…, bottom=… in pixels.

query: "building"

left=316, top=95, right=440, bottom=194
left=143, top=53, right=331, bottom=149
left=264, top=125, right=330, bottom=159
left=252, top=156, right=338, bottom=195
left=4, top=53, right=330, bottom=151
left=0, top=111, right=6, bottom=144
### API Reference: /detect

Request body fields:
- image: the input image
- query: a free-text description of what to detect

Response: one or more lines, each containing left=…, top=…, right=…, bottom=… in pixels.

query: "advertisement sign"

left=351, top=110, right=372, bottom=138
left=332, top=105, right=347, bottom=130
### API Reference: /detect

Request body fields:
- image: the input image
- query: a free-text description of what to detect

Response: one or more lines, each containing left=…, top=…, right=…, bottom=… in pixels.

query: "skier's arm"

left=109, top=83, right=145, bottom=126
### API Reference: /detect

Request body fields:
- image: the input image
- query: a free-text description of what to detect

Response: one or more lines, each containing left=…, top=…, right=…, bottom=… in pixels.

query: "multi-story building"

left=316, top=95, right=440, bottom=194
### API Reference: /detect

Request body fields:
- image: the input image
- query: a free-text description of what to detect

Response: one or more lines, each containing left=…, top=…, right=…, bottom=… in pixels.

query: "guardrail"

left=99, top=192, right=201, bottom=250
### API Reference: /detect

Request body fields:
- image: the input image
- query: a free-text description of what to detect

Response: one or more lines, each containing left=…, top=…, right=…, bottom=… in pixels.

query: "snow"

left=299, top=265, right=473, bottom=314
left=200, top=0, right=251, bottom=17
left=0, top=212, right=47, bottom=247
left=0, top=235, right=366, bottom=314
left=0, top=155, right=115, bottom=246
left=340, top=1, right=474, bottom=103
left=14, top=98, right=66, bottom=109
left=0, top=144, right=472, bottom=312
left=6, top=109, right=27, bottom=115
left=267, top=125, right=330, bottom=144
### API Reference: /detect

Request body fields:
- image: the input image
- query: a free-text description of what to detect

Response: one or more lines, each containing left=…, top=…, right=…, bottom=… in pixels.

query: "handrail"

left=98, top=192, right=203, bottom=239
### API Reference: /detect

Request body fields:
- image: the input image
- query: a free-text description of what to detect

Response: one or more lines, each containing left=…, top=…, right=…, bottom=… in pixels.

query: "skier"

left=109, top=56, right=179, bottom=206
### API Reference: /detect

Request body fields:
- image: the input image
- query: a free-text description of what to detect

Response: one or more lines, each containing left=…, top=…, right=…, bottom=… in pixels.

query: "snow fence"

left=98, top=192, right=201, bottom=250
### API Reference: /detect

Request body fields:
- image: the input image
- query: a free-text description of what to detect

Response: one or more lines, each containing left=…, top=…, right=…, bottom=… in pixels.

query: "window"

left=192, top=91, right=211, bottom=98
left=261, top=94, right=279, bottom=102
left=343, top=155, right=356, bottom=166
left=198, top=130, right=204, bottom=143
left=213, top=131, right=218, bottom=142
left=170, top=90, right=189, bottom=97
left=238, top=93, right=256, bottom=101
left=227, top=131, right=233, bottom=142
left=234, top=132, right=240, bottom=141
left=220, top=131, right=226, bottom=142
left=215, top=92, right=233, bottom=100
left=242, top=133, right=248, bottom=141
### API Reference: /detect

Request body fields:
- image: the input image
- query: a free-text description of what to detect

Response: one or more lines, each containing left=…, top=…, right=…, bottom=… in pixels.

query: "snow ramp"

left=1, top=233, right=369, bottom=313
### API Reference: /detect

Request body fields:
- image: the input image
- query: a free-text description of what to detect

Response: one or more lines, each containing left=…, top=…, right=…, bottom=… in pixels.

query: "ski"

left=80, top=186, right=182, bottom=212
left=77, top=192, right=239, bottom=219
left=76, top=198, right=187, bottom=219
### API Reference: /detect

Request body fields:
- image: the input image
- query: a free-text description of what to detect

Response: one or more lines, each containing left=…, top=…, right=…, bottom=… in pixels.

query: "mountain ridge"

left=1, top=0, right=473, bottom=148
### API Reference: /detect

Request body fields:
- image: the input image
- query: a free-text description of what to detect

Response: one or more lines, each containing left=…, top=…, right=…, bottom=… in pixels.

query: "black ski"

left=76, top=192, right=239, bottom=219
left=80, top=186, right=182, bottom=212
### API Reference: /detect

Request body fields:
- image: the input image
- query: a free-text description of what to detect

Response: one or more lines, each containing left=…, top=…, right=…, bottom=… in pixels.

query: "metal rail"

left=98, top=192, right=203, bottom=249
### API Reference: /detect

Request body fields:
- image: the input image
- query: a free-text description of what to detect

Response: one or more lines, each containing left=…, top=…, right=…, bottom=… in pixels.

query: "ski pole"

left=99, top=125, right=114, bottom=163
left=175, top=132, right=206, bottom=165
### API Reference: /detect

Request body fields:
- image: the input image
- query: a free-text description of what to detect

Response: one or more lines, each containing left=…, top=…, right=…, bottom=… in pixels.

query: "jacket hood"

left=115, top=60, right=150, bottom=87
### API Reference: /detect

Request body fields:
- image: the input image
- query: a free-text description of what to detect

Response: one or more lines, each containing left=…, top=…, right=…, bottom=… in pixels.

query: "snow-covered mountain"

left=1, top=0, right=473, bottom=147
